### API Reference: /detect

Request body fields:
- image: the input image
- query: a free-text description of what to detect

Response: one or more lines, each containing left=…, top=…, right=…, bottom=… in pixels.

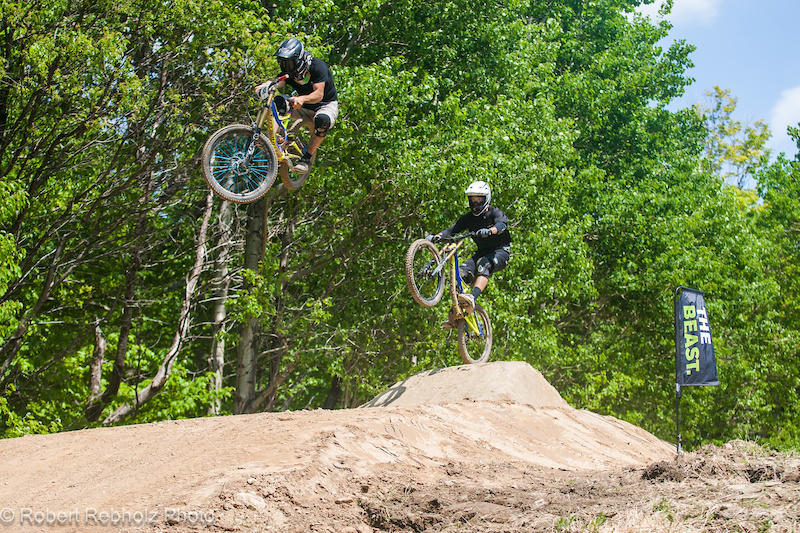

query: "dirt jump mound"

left=0, top=361, right=674, bottom=532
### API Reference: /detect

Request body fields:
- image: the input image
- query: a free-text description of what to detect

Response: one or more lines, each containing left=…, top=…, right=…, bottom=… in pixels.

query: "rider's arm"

left=490, top=207, right=508, bottom=233
left=292, top=81, right=325, bottom=108
left=438, top=214, right=470, bottom=239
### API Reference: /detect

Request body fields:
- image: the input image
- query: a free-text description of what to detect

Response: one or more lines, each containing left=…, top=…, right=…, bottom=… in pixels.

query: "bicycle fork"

left=241, top=126, right=262, bottom=168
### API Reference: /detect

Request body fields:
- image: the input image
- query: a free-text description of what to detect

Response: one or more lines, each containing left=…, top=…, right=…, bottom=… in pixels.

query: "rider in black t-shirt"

left=255, top=37, right=338, bottom=174
left=427, top=181, right=511, bottom=322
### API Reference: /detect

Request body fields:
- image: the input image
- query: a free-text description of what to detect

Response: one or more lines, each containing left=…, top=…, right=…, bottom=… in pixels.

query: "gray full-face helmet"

left=275, top=38, right=312, bottom=80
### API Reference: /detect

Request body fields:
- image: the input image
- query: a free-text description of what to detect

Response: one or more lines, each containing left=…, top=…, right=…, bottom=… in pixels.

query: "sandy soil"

left=1, top=361, right=799, bottom=533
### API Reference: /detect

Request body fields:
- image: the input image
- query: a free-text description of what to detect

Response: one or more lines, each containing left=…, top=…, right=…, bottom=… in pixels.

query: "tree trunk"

left=208, top=200, right=233, bottom=415
left=86, top=320, right=106, bottom=403
left=321, top=376, right=342, bottom=409
left=235, top=196, right=269, bottom=414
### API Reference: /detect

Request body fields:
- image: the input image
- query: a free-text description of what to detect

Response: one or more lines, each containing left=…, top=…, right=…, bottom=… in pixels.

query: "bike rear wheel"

left=404, top=239, right=445, bottom=308
left=279, top=122, right=312, bottom=190
left=202, top=124, right=278, bottom=203
left=457, top=304, right=492, bottom=364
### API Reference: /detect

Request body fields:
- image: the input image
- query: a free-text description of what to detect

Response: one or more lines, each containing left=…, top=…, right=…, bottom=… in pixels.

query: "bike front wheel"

left=457, top=303, right=492, bottom=364
left=404, top=239, right=445, bottom=308
left=202, top=124, right=278, bottom=203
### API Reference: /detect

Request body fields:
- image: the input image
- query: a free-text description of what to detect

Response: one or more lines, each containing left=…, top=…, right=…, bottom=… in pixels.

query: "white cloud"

left=637, top=0, right=723, bottom=26
left=671, top=0, right=722, bottom=25
left=768, top=86, right=800, bottom=157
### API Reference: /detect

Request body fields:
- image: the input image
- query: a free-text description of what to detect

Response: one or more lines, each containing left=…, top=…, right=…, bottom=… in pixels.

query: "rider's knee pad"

left=314, top=113, right=332, bottom=137
left=492, top=251, right=509, bottom=272
left=477, top=257, right=492, bottom=277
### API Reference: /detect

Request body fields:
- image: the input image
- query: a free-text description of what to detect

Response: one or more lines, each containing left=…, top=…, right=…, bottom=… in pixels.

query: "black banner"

left=674, top=287, right=719, bottom=387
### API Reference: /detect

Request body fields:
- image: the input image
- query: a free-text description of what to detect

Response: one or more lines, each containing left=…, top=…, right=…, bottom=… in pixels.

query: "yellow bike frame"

left=256, top=80, right=309, bottom=170
left=438, top=241, right=486, bottom=338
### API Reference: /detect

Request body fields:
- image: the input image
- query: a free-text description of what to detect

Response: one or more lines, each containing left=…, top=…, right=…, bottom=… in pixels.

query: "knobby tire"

left=457, top=303, right=492, bottom=364
left=202, top=124, right=278, bottom=203
left=405, top=239, right=445, bottom=308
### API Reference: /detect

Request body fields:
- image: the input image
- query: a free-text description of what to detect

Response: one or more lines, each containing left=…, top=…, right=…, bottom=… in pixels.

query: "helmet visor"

left=278, top=58, right=296, bottom=73
left=468, top=195, right=486, bottom=210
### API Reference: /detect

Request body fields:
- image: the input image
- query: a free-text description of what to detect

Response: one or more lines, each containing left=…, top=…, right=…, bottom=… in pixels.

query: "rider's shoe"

left=458, top=293, right=475, bottom=313
left=294, top=153, right=312, bottom=174
left=441, top=320, right=456, bottom=330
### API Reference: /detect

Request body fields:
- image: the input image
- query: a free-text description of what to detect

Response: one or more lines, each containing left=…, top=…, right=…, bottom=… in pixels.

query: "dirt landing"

left=3, top=362, right=797, bottom=532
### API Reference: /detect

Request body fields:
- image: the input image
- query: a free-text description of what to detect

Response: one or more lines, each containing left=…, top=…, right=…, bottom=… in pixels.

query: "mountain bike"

left=404, top=233, right=492, bottom=364
left=201, top=74, right=312, bottom=203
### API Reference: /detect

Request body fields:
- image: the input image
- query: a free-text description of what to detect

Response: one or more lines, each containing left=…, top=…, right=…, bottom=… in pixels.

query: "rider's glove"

left=477, top=228, right=492, bottom=238
left=257, top=79, right=277, bottom=100
left=426, top=234, right=441, bottom=243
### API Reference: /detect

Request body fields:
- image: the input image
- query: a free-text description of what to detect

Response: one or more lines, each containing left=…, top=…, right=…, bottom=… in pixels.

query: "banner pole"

left=675, top=383, right=682, bottom=455
left=674, top=286, right=684, bottom=455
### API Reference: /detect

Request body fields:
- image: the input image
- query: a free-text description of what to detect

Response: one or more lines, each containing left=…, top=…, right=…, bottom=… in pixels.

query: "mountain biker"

left=426, top=181, right=511, bottom=325
left=254, top=37, right=338, bottom=174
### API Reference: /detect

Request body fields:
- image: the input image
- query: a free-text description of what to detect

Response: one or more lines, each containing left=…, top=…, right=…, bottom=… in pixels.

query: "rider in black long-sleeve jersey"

left=427, top=181, right=511, bottom=323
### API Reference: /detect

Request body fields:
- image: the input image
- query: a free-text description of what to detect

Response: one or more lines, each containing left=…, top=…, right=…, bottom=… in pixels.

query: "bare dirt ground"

left=2, top=361, right=800, bottom=533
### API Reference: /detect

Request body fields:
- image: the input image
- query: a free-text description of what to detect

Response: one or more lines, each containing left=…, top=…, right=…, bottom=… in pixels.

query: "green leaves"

left=2, top=0, right=800, bottom=451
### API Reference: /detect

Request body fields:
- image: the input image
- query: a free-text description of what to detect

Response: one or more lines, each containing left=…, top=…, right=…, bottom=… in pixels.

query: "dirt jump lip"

left=361, top=361, right=570, bottom=408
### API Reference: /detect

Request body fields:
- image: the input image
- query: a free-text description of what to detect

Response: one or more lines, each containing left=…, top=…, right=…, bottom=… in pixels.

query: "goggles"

left=468, top=196, right=486, bottom=208
left=278, top=58, right=296, bottom=73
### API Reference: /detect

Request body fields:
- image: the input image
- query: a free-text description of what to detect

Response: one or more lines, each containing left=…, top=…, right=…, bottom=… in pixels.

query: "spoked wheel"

left=404, top=238, right=445, bottom=308
left=279, top=120, right=312, bottom=190
left=457, top=303, right=492, bottom=364
left=202, top=124, right=278, bottom=203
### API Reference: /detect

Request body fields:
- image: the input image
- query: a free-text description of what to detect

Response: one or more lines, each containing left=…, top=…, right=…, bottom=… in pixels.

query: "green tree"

left=5, top=0, right=798, bottom=456
left=698, top=87, right=771, bottom=188
left=0, top=0, right=287, bottom=431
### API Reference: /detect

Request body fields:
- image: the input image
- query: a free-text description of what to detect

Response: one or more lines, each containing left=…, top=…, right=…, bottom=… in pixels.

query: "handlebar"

left=437, top=232, right=475, bottom=243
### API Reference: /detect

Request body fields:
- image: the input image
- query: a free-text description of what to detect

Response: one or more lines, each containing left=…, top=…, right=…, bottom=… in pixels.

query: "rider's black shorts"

left=461, top=246, right=511, bottom=278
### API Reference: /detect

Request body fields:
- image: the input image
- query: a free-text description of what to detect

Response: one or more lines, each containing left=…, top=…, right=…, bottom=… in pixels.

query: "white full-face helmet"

left=465, top=180, right=491, bottom=216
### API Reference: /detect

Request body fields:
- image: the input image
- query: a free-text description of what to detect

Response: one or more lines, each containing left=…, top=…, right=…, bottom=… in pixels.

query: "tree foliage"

left=2, top=0, right=800, bottom=452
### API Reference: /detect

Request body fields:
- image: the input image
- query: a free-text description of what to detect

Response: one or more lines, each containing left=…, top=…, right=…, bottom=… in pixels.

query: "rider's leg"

left=471, top=256, right=493, bottom=299
left=306, top=131, right=325, bottom=155
left=470, top=248, right=510, bottom=299
left=472, top=274, right=489, bottom=296
left=303, top=103, right=339, bottom=154
left=295, top=111, right=334, bottom=172
left=458, top=257, right=485, bottom=312
left=294, top=133, right=323, bottom=173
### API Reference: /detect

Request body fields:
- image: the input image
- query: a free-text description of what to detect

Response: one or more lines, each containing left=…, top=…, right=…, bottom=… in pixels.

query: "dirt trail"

left=2, top=361, right=798, bottom=532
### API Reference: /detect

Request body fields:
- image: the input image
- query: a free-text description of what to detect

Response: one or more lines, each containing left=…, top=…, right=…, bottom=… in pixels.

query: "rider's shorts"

left=461, top=245, right=511, bottom=279
left=291, top=100, right=339, bottom=132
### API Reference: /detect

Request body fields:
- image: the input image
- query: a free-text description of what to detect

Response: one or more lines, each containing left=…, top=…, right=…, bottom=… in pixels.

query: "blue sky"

left=638, top=0, right=800, bottom=159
